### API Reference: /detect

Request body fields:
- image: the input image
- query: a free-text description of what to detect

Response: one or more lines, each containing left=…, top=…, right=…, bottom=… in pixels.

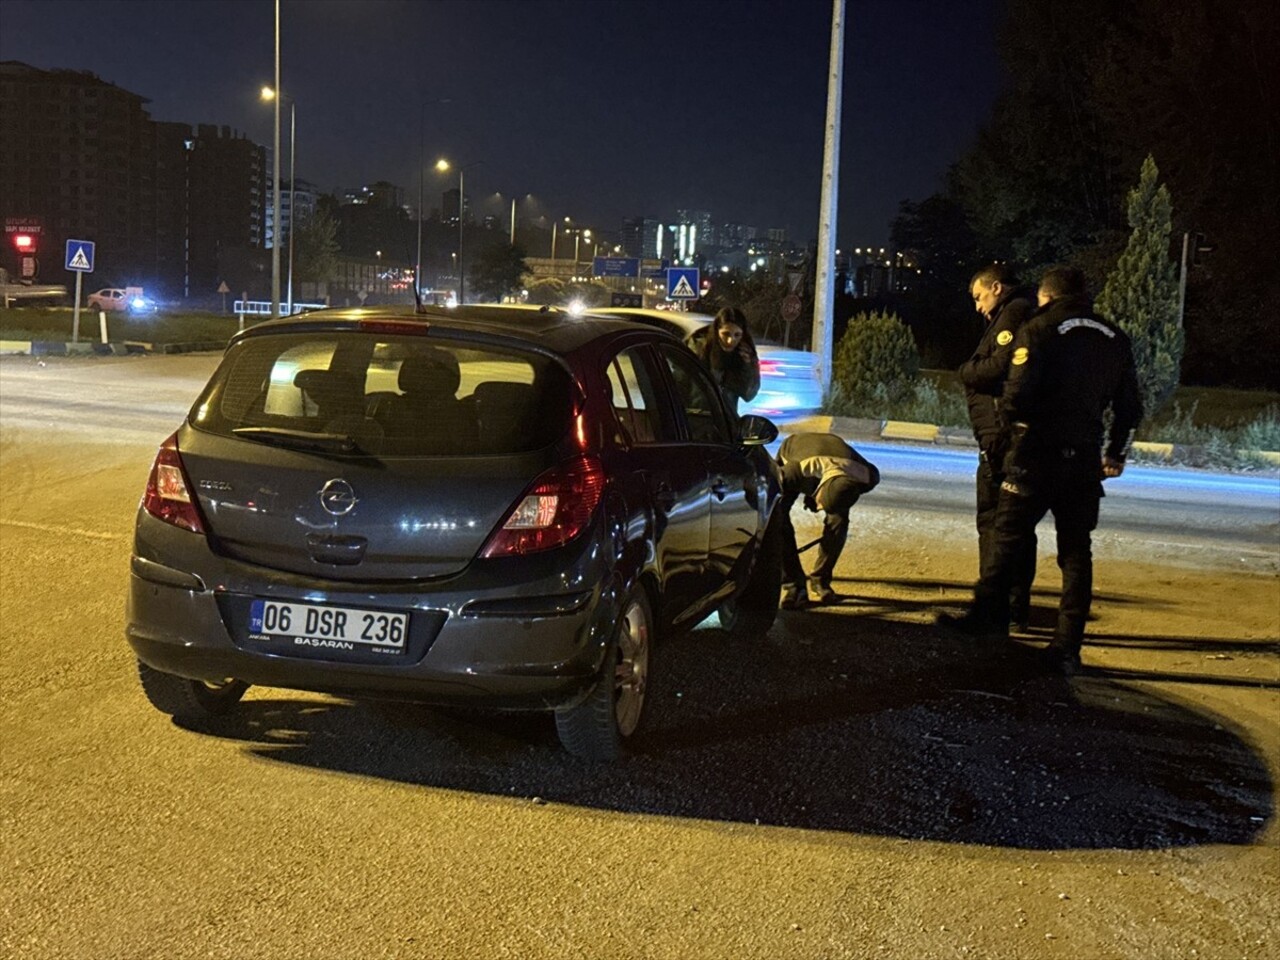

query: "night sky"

left=4, top=0, right=1002, bottom=246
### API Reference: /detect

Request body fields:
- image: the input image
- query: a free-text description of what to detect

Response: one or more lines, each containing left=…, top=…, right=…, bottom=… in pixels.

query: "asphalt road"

left=2, top=353, right=1277, bottom=960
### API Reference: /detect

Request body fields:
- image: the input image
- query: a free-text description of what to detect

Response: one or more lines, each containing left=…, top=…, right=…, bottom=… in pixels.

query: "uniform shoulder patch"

left=1011, top=346, right=1029, bottom=366
left=996, top=330, right=1013, bottom=346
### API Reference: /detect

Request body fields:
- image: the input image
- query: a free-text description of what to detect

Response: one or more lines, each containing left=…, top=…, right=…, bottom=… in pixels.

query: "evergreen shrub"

left=830, top=310, right=920, bottom=413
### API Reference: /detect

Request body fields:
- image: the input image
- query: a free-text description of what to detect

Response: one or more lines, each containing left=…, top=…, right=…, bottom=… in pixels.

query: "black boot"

left=936, top=608, right=1008, bottom=643
left=1009, top=595, right=1031, bottom=634
left=1043, top=617, right=1084, bottom=674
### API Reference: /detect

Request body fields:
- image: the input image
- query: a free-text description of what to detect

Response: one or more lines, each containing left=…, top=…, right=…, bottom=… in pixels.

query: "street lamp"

left=435, top=158, right=484, bottom=303
left=552, top=215, right=570, bottom=264
left=261, top=85, right=295, bottom=315
left=574, top=228, right=591, bottom=264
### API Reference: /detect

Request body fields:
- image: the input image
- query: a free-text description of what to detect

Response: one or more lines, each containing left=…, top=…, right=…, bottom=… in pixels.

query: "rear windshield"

left=191, top=332, right=574, bottom=456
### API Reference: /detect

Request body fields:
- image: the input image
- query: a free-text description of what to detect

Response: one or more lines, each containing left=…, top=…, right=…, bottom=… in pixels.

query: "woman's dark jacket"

left=686, top=327, right=761, bottom=415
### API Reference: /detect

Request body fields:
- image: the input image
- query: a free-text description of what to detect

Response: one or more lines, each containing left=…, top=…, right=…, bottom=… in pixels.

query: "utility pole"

left=270, top=0, right=281, bottom=318
left=810, top=0, right=845, bottom=393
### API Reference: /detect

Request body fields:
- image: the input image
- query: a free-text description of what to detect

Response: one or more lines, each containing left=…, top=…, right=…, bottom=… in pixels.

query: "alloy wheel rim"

left=613, top=599, right=650, bottom=737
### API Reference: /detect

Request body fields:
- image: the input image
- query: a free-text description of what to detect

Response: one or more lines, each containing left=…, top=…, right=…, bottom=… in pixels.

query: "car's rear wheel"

left=717, top=512, right=783, bottom=640
left=137, top=661, right=249, bottom=718
left=555, top=585, right=653, bottom=761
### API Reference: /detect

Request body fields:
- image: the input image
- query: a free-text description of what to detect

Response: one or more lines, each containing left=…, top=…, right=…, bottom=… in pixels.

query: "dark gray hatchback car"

left=127, top=305, right=783, bottom=758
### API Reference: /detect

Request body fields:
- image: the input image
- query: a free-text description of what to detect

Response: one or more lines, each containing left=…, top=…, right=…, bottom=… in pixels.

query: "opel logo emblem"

left=319, top=478, right=358, bottom=516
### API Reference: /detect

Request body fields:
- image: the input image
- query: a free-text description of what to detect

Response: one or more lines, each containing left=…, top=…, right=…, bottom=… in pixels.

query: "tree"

left=525, top=277, right=565, bottom=305
left=831, top=310, right=920, bottom=412
left=932, top=0, right=1279, bottom=386
left=293, top=204, right=339, bottom=285
left=1096, top=155, right=1182, bottom=416
left=469, top=242, right=530, bottom=303
left=700, top=268, right=785, bottom=341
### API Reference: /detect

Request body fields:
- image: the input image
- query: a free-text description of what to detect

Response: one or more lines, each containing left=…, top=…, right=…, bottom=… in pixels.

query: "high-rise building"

left=0, top=61, right=156, bottom=287
left=341, top=181, right=403, bottom=209
left=0, top=61, right=268, bottom=299
left=718, top=222, right=757, bottom=247
left=266, top=177, right=321, bottom=250
left=621, top=217, right=661, bottom=259
left=676, top=209, right=713, bottom=259
left=184, top=124, right=267, bottom=296
left=441, top=187, right=467, bottom=225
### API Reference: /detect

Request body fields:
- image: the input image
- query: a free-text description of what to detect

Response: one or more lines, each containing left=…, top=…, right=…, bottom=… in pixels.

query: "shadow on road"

left=177, top=601, right=1274, bottom=852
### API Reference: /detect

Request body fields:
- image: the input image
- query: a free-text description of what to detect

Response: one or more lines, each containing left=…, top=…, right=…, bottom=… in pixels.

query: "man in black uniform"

left=960, top=264, right=1038, bottom=630
left=941, top=266, right=1143, bottom=673
left=776, top=432, right=880, bottom=608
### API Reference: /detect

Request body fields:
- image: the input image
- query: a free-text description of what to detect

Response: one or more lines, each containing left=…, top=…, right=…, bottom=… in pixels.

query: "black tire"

left=137, top=660, right=248, bottom=718
left=555, top=585, right=654, bottom=761
left=717, top=512, right=784, bottom=640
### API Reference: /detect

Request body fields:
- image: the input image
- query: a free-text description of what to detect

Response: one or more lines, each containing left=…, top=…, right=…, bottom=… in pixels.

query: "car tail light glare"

left=480, top=455, right=605, bottom=557
left=758, top=359, right=781, bottom=375
left=142, top=432, right=206, bottom=534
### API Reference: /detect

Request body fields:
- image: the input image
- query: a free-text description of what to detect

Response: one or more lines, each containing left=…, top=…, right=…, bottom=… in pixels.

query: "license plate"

left=249, top=599, right=408, bottom=654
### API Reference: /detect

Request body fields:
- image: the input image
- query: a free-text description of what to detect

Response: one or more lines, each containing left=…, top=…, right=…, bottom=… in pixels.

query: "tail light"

left=142, top=432, right=206, bottom=534
left=758, top=358, right=780, bottom=375
left=479, top=454, right=605, bottom=558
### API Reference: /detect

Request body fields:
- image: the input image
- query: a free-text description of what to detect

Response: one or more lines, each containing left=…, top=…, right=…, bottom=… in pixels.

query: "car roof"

left=231, top=304, right=659, bottom=355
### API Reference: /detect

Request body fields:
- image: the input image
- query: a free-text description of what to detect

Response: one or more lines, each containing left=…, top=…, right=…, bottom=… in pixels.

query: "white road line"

left=0, top=518, right=127, bottom=542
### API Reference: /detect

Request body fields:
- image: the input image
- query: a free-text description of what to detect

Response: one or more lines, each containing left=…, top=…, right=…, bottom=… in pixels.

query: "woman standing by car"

left=690, top=306, right=761, bottom=416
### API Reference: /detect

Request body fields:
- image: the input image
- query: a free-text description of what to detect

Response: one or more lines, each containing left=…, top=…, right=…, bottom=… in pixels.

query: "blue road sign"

left=593, top=256, right=640, bottom=278
left=666, top=267, right=699, bottom=300
left=65, top=239, right=95, bottom=273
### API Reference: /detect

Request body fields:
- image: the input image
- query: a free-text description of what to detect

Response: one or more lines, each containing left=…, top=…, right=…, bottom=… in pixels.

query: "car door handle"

left=711, top=479, right=729, bottom=501
left=652, top=482, right=676, bottom=511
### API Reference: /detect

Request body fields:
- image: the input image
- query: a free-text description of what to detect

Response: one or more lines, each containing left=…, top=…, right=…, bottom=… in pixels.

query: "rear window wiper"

left=232, top=426, right=364, bottom=456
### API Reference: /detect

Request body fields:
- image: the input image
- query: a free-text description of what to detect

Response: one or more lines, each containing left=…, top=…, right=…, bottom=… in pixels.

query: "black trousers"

left=974, top=451, right=1102, bottom=651
left=976, top=452, right=1037, bottom=610
left=780, top=491, right=852, bottom=588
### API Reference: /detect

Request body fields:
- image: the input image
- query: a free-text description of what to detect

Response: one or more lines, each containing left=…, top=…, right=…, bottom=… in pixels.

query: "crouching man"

left=777, top=432, right=880, bottom=608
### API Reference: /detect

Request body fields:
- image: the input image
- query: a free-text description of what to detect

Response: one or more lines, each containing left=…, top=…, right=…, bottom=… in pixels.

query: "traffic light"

left=12, top=233, right=37, bottom=254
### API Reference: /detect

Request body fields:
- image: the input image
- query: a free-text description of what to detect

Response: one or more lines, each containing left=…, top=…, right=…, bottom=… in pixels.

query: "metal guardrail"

left=233, top=300, right=327, bottom=316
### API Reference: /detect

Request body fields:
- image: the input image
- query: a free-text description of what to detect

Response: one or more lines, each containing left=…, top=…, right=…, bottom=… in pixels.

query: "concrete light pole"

left=810, top=0, right=846, bottom=393
left=270, top=0, right=281, bottom=318
left=436, top=158, right=484, bottom=302
left=415, top=99, right=451, bottom=299
left=262, top=86, right=294, bottom=314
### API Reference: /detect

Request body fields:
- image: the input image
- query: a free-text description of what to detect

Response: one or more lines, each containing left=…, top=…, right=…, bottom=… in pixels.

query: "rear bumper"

left=126, top=558, right=620, bottom=711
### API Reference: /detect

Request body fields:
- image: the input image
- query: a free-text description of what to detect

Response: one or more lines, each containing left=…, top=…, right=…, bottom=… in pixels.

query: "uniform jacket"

left=959, top=287, right=1036, bottom=451
left=1002, top=295, right=1144, bottom=461
left=777, top=433, right=880, bottom=502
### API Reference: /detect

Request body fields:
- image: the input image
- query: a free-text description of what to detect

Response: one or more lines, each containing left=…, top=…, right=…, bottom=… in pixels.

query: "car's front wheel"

left=137, top=661, right=248, bottom=718
left=555, top=585, right=653, bottom=761
left=717, top=512, right=783, bottom=640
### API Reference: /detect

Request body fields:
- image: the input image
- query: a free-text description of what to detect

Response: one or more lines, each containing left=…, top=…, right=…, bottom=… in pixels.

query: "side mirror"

left=737, top=414, right=778, bottom=446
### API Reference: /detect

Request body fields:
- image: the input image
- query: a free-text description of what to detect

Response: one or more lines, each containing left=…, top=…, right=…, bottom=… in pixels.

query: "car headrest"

left=293, top=369, right=365, bottom=413
left=398, top=349, right=461, bottom=398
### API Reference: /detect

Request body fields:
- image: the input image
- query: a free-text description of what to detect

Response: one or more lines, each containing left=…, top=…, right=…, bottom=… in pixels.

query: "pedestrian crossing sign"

left=666, top=267, right=699, bottom=300
left=65, top=239, right=95, bottom=273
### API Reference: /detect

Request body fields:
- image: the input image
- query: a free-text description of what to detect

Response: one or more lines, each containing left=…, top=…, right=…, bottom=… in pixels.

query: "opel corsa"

left=126, top=305, right=784, bottom=759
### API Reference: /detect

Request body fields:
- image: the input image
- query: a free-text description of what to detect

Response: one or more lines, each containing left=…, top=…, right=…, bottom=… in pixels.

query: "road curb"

left=774, top=416, right=1278, bottom=468
left=0, top=339, right=226, bottom=357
